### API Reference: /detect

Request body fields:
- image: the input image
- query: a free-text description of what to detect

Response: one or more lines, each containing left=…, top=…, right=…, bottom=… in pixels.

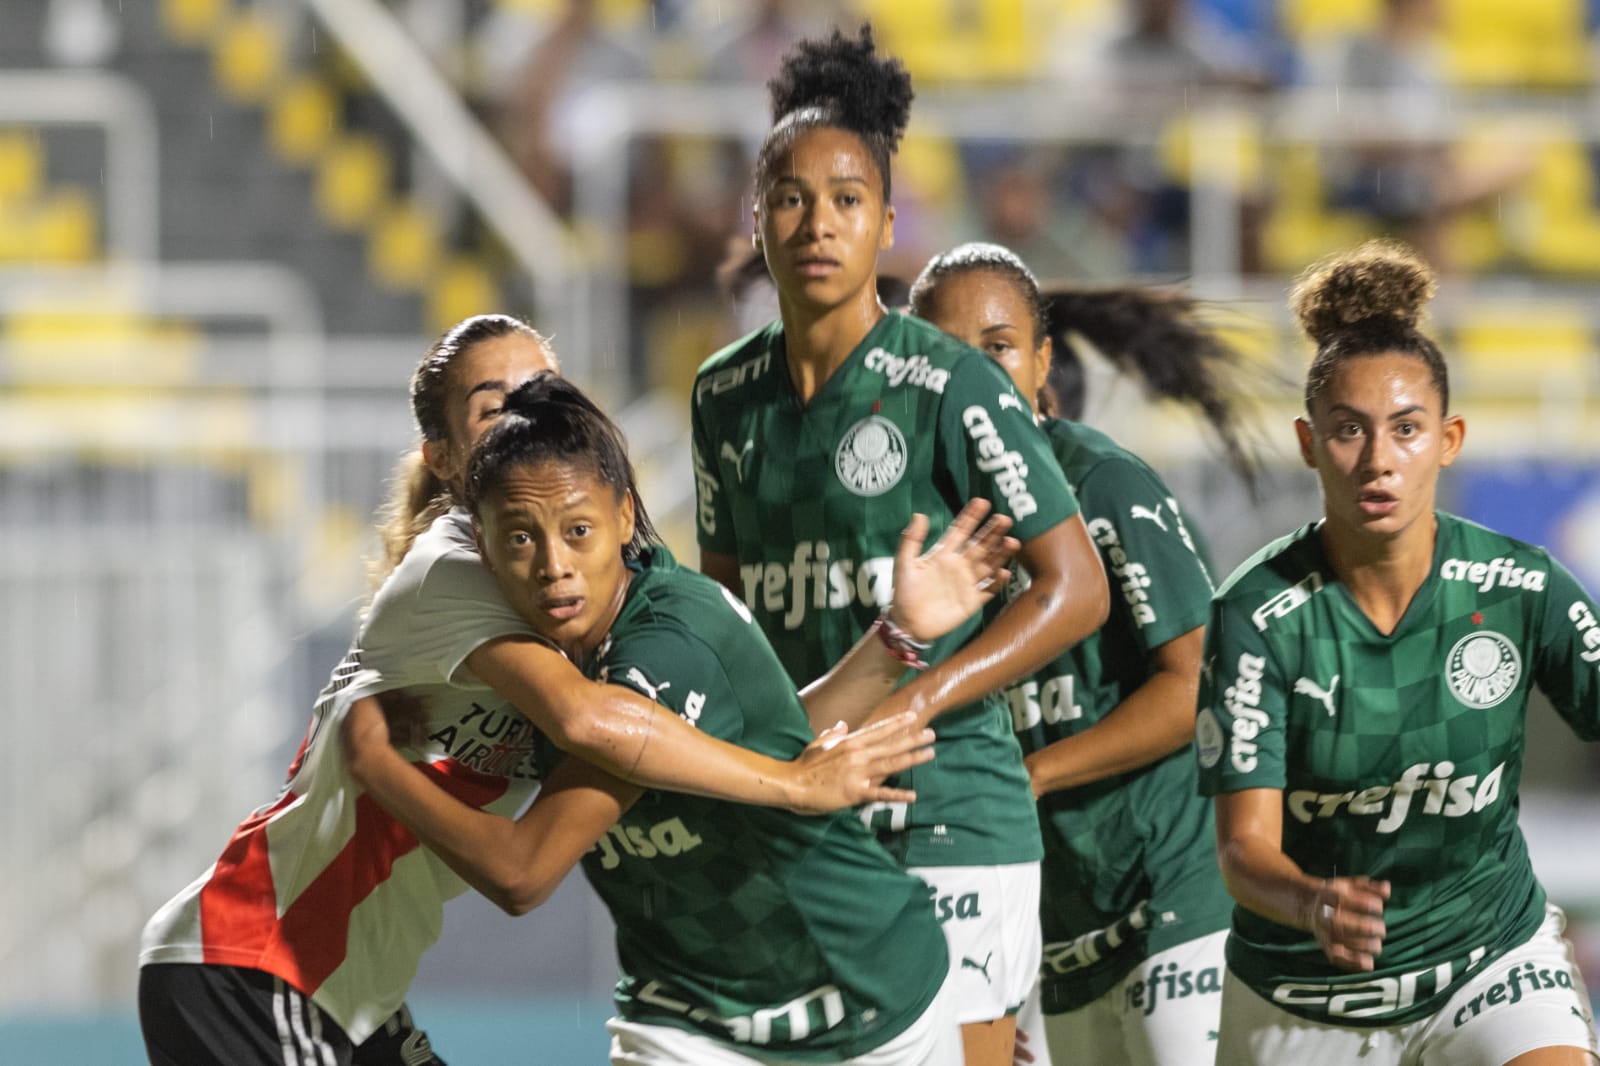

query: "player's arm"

left=1026, top=625, right=1204, bottom=795
left=700, top=550, right=743, bottom=598
left=1214, top=788, right=1390, bottom=973
left=799, top=501, right=1017, bottom=732
left=466, top=638, right=931, bottom=813
left=1534, top=555, right=1600, bottom=741
left=865, top=514, right=1108, bottom=730
left=342, top=696, right=635, bottom=915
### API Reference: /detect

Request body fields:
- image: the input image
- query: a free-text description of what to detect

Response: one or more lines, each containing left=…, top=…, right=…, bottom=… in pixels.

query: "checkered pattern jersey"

left=691, top=313, right=1079, bottom=867
left=1198, top=512, right=1600, bottom=1025
left=546, top=547, right=947, bottom=1061
left=1011, top=419, right=1233, bottom=1014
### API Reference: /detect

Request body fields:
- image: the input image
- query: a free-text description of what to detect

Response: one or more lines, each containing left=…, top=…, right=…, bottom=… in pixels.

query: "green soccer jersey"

left=692, top=313, right=1080, bottom=867
left=551, top=546, right=948, bottom=1059
left=1007, top=420, right=1232, bottom=1014
left=1198, top=511, right=1600, bottom=1026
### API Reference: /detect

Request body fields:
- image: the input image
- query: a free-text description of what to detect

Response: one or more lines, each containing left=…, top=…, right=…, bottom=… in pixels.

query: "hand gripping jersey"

left=140, top=510, right=544, bottom=1043
left=1198, top=512, right=1600, bottom=1026
left=692, top=314, right=1079, bottom=867
left=1008, top=420, right=1232, bottom=1014
left=546, top=547, right=948, bottom=1061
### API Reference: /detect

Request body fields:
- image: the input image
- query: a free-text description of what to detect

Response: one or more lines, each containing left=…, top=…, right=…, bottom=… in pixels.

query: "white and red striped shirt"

left=141, top=510, right=543, bottom=1043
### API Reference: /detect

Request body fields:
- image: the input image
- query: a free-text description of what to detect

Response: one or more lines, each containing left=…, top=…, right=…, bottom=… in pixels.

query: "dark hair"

left=1290, top=239, right=1449, bottom=413
left=908, top=242, right=1259, bottom=488
left=756, top=24, right=912, bottom=201
left=373, top=314, right=554, bottom=584
left=465, top=372, right=659, bottom=561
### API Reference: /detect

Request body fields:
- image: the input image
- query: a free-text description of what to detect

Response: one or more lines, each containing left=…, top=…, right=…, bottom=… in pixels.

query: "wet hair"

left=372, top=314, right=554, bottom=584
left=465, top=372, right=659, bottom=561
left=1290, top=239, right=1449, bottom=413
left=755, top=24, right=912, bottom=202
left=908, top=242, right=1258, bottom=488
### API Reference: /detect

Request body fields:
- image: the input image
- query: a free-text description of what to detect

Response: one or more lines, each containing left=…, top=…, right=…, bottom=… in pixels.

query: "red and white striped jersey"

left=140, top=510, right=544, bottom=1043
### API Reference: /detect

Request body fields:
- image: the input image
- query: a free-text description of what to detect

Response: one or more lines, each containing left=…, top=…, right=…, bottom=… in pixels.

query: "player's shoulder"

left=1213, top=522, right=1327, bottom=623
left=608, top=547, right=743, bottom=644
left=693, top=321, right=783, bottom=408
left=375, top=510, right=488, bottom=602
left=1041, top=418, right=1158, bottom=487
left=1435, top=511, right=1556, bottom=590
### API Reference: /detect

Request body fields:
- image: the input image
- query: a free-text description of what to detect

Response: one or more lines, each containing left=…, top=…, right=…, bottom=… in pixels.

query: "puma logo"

left=961, top=952, right=994, bottom=984
left=1294, top=674, right=1340, bottom=717
left=1129, top=503, right=1168, bottom=531
left=998, top=392, right=1024, bottom=413
left=625, top=667, right=671, bottom=702
left=721, top=439, right=755, bottom=482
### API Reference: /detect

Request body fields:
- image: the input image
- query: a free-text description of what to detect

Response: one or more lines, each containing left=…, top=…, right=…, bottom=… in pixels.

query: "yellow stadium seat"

left=213, top=12, right=285, bottom=104
left=857, top=0, right=1041, bottom=83
left=161, top=0, right=228, bottom=46
left=1444, top=0, right=1588, bottom=87
left=1453, top=304, right=1592, bottom=394
left=367, top=199, right=441, bottom=290
left=269, top=76, right=338, bottom=166
left=315, top=135, right=390, bottom=230
left=1281, top=0, right=1381, bottom=40
left=0, top=131, right=43, bottom=206
left=427, top=257, right=502, bottom=337
left=1159, top=110, right=1265, bottom=191
left=31, top=189, right=98, bottom=262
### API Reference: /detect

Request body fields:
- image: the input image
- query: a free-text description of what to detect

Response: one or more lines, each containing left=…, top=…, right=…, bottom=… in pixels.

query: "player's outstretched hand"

left=1306, top=875, right=1390, bottom=972
left=788, top=711, right=935, bottom=814
left=889, top=499, right=1019, bottom=644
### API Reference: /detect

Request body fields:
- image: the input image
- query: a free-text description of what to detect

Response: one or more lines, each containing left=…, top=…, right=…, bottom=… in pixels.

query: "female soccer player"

left=1199, top=240, right=1600, bottom=1063
left=909, top=242, right=1250, bottom=1065
left=138, top=314, right=942, bottom=1066
left=690, top=27, right=1110, bottom=1066
left=342, top=372, right=1011, bottom=1064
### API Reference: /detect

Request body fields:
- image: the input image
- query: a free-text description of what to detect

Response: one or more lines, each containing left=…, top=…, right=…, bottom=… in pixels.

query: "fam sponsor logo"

left=692, top=439, right=719, bottom=535
left=1041, top=901, right=1151, bottom=978
left=1286, top=760, right=1506, bottom=834
left=1453, top=961, right=1584, bottom=1028
left=1252, top=571, right=1324, bottom=631
left=739, top=542, right=894, bottom=630
left=962, top=406, right=1038, bottom=518
left=1124, top=961, right=1223, bottom=1018
left=637, top=980, right=846, bottom=1046
left=1567, top=600, right=1600, bottom=666
left=1440, top=556, right=1547, bottom=593
left=1222, top=652, right=1269, bottom=773
left=591, top=815, right=703, bottom=871
left=1088, top=516, right=1156, bottom=627
left=1006, top=672, right=1083, bottom=732
left=834, top=414, right=908, bottom=497
left=1274, top=947, right=1487, bottom=1020
left=1445, top=630, right=1522, bottom=709
left=427, top=702, right=541, bottom=781
left=695, top=350, right=772, bottom=403
left=863, top=347, right=949, bottom=394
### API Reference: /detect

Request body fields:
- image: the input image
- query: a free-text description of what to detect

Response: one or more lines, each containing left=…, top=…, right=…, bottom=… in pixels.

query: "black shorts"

left=139, top=963, right=446, bottom=1066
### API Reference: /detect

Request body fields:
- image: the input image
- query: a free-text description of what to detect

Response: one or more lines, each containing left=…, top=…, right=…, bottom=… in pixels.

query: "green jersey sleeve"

left=601, top=625, right=746, bottom=748
left=936, top=356, right=1079, bottom=540
left=1534, top=554, right=1600, bottom=741
left=1196, top=597, right=1290, bottom=793
left=690, top=387, right=737, bottom=557
left=1075, top=457, right=1213, bottom=654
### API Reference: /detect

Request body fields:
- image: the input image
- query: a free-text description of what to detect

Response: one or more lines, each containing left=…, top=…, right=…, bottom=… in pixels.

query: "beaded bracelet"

left=875, top=611, right=932, bottom=670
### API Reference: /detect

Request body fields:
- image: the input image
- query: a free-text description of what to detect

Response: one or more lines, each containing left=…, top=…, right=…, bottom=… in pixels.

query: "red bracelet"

left=875, top=612, right=931, bottom=670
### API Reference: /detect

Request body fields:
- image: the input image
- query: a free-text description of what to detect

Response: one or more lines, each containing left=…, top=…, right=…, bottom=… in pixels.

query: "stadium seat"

left=213, top=11, right=286, bottom=104
left=1443, top=0, right=1589, bottom=88
left=368, top=199, right=442, bottom=290
left=1453, top=303, right=1592, bottom=397
left=314, top=134, right=390, bottom=230
left=857, top=0, right=1040, bottom=83
left=160, top=0, right=227, bottom=46
left=268, top=75, right=339, bottom=166
left=0, top=130, right=43, bottom=206
left=427, top=257, right=503, bottom=337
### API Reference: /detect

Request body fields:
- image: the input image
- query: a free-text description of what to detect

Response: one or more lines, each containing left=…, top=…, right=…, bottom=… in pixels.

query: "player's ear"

left=1294, top=416, right=1316, bottom=469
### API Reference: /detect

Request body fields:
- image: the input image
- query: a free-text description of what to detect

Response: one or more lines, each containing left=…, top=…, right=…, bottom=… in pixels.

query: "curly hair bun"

left=1290, top=239, right=1437, bottom=347
left=768, top=23, right=913, bottom=150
